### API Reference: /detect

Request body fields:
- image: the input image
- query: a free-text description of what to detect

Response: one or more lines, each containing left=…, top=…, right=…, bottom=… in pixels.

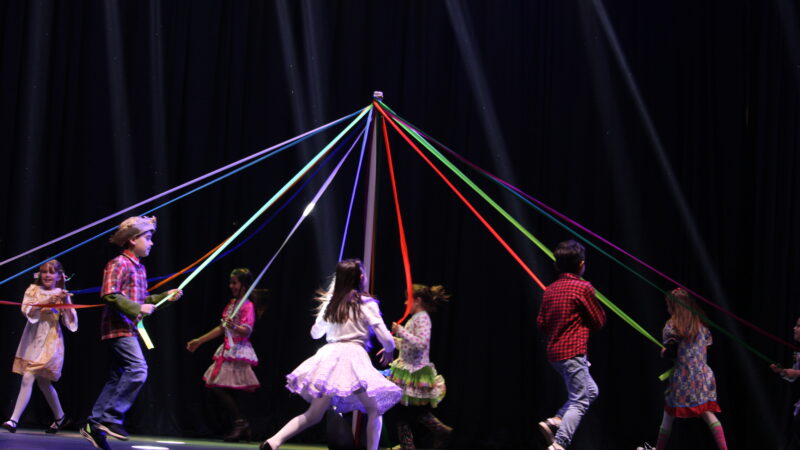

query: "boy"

left=536, top=240, right=606, bottom=450
left=81, top=216, right=182, bottom=450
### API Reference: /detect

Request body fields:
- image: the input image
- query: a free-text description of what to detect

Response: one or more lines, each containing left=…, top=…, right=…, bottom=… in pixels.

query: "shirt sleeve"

left=310, top=302, right=329, bottom=339
left=581, top=285, right=606, bottom=330
left=360, top=298, right=385, bottom=326
left=20, top=285, right=42, bottom=324
left=101, top=259, right=124, bottom=297
left=662, top=321, right=680, bottom=344
left=394, top=313, right=431, bottom=352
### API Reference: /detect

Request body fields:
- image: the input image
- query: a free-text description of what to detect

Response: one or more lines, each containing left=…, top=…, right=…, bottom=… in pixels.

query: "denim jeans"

left=550, top=354, right=598, bottom=447
left=89, top=336, right=148, bottom=425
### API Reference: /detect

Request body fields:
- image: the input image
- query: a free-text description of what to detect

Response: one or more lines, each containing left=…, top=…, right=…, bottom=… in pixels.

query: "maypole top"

left=372, top=91, right=384, bottom=100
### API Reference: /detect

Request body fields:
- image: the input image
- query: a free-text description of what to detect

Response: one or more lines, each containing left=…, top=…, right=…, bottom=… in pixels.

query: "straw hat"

left=109, top=216, right=157, bottom=247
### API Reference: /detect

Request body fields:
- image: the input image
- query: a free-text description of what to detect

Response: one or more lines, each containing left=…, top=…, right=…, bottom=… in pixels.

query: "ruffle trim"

left=286, top=374, right=401, bottom=414
left=211, top=355, right=259, bottom=366
left=387, top=365, right=446, bottom=407
left=203, top=381, right=260, bottom=392
left=665, top=401, right=721, bottom=418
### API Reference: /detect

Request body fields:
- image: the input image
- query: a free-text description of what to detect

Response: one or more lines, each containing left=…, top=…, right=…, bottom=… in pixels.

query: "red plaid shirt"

left=100, top=250, right=148, bottom=340
left=537, top=273, right=606, bottom=362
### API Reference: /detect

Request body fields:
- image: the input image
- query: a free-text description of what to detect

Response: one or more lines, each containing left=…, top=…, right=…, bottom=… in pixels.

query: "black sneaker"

left=96, top=422, right=129, bottom=441
left=80, top=423, right=112, bottom=450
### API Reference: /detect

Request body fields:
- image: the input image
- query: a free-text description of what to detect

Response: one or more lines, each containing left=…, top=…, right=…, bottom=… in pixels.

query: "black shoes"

left=1, top=419, right=17, bottom=433
left=80, top=423, right=112, bottom=450
left=45, top=415, right=71, bottom=434
left=95, top=422, right=129, bottom=441
left=224, top=418, right=251, bottom=442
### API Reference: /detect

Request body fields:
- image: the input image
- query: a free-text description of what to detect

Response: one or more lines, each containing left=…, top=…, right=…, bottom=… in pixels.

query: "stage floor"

left=0, top=429, right=326, bottom=450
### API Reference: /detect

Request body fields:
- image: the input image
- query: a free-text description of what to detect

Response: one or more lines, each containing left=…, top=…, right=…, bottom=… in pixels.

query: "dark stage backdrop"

left=1, top=1, right=799, bottom=449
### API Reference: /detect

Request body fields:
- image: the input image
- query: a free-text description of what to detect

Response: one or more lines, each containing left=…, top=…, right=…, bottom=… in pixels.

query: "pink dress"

left=13, top=285, right=78, bottom=381
left=202, top=299, right=260, bottom=391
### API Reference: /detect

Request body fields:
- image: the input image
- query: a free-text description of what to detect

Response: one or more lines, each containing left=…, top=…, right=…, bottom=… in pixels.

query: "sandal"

left=2, top=419, right=17, bottom=433
left=46, top=415, right=70, bottom=434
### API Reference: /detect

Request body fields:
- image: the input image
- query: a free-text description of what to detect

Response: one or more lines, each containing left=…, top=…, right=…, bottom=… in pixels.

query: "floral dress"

left=202, top=299, right=260, bottom=391
left=388, top=311, right=446, bottom=407
left=663, top=321, right=721, bottom=417
left=13, top=285, right=78, bottom=381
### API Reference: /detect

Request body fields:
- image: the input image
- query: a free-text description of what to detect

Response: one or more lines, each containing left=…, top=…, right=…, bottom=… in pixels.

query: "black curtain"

left=1, top=1, right=799, bottom=449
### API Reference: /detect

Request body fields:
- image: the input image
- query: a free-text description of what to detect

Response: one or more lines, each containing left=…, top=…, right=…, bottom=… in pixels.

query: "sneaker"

left=547, top=444, right=566, bottom=450
left=80, top=423, right=112, bottom=450
left=95, top=422, right=129, bottom=441
left=537, top=417, right=560, bottom=446
left=636, top=444, right=655, bottom=450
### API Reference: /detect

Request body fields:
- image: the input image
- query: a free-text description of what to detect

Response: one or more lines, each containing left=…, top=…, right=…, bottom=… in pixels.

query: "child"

left=651, top=288, right=727, bottom=450
left=2, top=260, right=77, bottom=434
left=186, top=268, right=260, bottom=442
left=769, top=316, right=800, bottom=448
left=260, top=259, right=401, bottom=450
left=387, top=284, right=452, bottom=449
left=536, top=240, right=606, bottom=450
left=80, top=216, right=183, bottom=450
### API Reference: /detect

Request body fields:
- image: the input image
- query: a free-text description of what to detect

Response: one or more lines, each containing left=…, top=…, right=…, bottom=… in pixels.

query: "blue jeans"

left=550, top=355, right=598, bottom=447
left=89, top=336, right=148, bottom=425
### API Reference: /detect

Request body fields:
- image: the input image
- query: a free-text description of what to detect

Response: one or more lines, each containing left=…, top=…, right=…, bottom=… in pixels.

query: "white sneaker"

left=546, top=444, right=566, bottom=450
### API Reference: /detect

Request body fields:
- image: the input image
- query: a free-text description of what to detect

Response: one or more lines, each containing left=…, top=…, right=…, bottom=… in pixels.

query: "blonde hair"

left=36, top=260, right=67, bottom=290
left=665, top=288, right=706, bottom=340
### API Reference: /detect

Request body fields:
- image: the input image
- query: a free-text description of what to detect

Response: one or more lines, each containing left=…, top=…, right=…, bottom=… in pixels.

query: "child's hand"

left=770, top=363, right=782, bottom=374
left=186, top=339, right=201, bottom=352
left=391, top=322, right=401, bottom=334
left=379, top=348, right=394, bottom=366
left=140, top=304, right=156, bottom=315
left=167, top=289, right=183, bottom=301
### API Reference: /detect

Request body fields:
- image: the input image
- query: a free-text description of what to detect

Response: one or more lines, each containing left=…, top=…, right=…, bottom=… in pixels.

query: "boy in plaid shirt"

left=81, top=216, right=182, bottom=450
left=536, top=240, right=606, bottom=450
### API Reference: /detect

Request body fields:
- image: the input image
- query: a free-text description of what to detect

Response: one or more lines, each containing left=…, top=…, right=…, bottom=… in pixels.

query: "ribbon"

left=381, top=117, right=415, bottom=323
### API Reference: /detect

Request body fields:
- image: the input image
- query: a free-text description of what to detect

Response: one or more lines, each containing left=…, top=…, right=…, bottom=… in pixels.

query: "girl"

left=769, top=316, right=800, bottom=449
left=260, top=259, right=401, bottom=450
left=186, top=268, right=260, bottom=442
left=2, top=260, right=77, bottom=434
left=651, top=288, right=727, bottom=450
left=387, top=284, right=452, bottom=449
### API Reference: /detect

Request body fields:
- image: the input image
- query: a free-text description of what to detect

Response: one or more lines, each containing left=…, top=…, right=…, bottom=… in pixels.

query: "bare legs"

left=264, top=393, right=384, bottom=450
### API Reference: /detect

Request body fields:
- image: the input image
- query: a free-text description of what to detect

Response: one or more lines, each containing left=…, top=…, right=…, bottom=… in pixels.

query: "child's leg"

left=354, top=392, right=383, bottom=450
left=654, top=412, right=674, bottom=450
left=211, top=387, right=242, bottom=421
left=35, top=376, right=65, bottom=420
left=9, top=373, right=36, bottom=422
left=700, top=411, right=727, bottom=450
left=264, top=396, right=331, bottom=448
left=551, top=356, right=599, bottom=448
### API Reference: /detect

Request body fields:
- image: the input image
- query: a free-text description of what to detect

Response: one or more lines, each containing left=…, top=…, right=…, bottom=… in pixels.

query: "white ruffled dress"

left=285, top=297, right=401, bottom=415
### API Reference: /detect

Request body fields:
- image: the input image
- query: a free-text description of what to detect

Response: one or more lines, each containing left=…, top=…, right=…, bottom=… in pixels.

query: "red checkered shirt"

left=100, top=250, right=148, bottom=340
left=537, top=273, right=606, bottom=362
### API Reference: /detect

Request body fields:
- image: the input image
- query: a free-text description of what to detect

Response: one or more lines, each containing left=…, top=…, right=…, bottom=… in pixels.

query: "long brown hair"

left=412, top=284, right=450, bottom=312
left=321, top=259, right=367, bottom=324
left=665, top=288, right=706, bottom=340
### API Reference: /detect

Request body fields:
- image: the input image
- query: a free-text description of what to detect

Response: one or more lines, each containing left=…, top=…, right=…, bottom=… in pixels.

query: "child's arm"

left=391, top=314, right=431, bottom=352
left=771, top=363, right=800, bottom=382
left=582, top=286, right=606, bottom=330
left=59, top=291, right=78, bottom=332
left=187, top=325, right=223, bottom=352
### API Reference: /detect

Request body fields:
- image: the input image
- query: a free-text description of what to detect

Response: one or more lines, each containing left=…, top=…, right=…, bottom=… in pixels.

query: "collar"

left=558, top=272, right=582, bottom=281
left=121, top=249, right=141, bottom=266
